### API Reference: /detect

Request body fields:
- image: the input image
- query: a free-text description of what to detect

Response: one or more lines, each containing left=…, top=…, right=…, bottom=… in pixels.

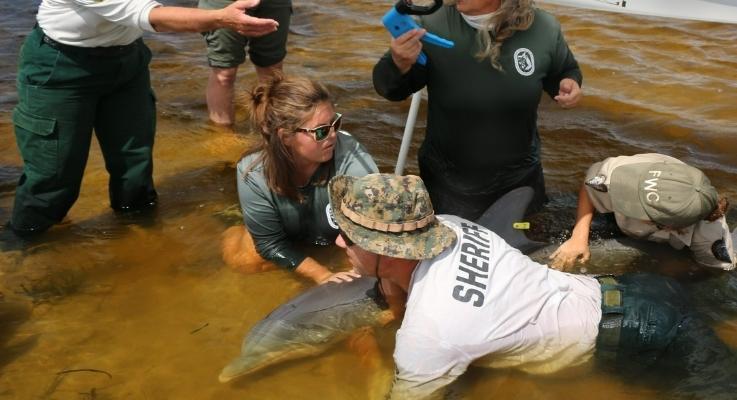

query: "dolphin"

left=218, top=276, right=393, bottom=383
left=476, top=186, right=682, bottom=273
left=219, top=186, right=685, bottom=382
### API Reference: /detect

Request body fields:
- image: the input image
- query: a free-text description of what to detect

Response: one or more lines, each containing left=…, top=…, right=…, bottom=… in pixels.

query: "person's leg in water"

left=202, top=0, right=291, bottom=125
left=95, top=40, right=158, bottom=218
left=11, top=27, right=105, bottom=235
left=206, top=65, right=239, bottom=125
left=598, top=273, right=737, bottom=399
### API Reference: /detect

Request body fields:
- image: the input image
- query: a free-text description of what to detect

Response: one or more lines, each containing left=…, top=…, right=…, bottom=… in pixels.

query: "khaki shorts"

left=199, top=0, right=292, bottom=68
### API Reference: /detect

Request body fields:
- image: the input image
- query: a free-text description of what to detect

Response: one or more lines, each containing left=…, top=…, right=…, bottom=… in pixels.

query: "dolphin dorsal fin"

left=475, top=186, right=545, bottom=254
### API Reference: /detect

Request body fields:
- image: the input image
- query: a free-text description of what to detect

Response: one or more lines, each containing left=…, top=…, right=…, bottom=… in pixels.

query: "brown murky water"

left=0, top=0, right=736, bottom=399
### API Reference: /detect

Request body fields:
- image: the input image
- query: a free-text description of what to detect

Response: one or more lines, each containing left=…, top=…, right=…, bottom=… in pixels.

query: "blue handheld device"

left=381, top=0, right=454, bottom=66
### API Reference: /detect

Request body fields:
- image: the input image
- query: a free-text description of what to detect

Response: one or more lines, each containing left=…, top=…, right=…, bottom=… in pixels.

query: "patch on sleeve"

left=326, top=203, right=338, bottom=229
left=585, top=174, right=608, bottom=192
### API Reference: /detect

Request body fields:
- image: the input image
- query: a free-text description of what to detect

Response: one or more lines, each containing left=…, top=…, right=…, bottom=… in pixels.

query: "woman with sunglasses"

left=222, top=74, right=379, bottom=284
left=373, top=0, right=582, bottom=221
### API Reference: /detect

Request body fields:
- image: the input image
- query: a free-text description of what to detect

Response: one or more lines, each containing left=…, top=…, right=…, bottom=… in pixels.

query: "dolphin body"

left=219, top=276, right=391, bottom=382
left=476, top=187, right=680, bottom=273
left=219, top=187, right=680, bottom=382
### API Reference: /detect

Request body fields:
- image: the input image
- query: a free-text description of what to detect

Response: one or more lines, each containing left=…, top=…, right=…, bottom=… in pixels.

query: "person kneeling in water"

left=329, top=173, right=737, bottom=399
left=550, top=153, right=734, bottom=271
left=222, top=75, right=378, bottom=284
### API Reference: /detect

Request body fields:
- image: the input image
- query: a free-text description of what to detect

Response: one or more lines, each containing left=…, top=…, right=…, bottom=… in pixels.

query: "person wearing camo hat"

left=550, top=153, right=735, bottom=271
left=329, top=173, right=737, bottom=399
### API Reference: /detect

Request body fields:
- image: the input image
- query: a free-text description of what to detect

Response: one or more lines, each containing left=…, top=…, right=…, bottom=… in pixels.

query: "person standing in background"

left=373, top=0, right=582, bottom=221
left=199, top=0, right=291, bottom=126
left=9, top=0, right=278, bottom=236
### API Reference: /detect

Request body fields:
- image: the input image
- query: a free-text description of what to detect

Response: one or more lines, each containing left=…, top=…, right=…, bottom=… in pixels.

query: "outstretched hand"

left=554, top=78, right=582, bottom=109
left=320, top=270, right=362, bottom=284
left=224, top=0, right=279, bottom=37
left=549, top=238, right=590, bottom=271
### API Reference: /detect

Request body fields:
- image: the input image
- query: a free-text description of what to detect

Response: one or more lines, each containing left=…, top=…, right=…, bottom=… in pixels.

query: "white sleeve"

left=72, top=0, right=162, bottom=32
left=690, top=217, right=736, bottom=270
left=388, top=329, right=470, bottom=399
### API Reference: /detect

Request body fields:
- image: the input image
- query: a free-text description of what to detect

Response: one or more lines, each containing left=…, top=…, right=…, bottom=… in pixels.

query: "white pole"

left=394, top=91, right=423, bottom=175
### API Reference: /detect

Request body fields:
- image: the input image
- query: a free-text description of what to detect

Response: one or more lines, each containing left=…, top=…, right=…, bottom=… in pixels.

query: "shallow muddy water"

left=0, top=0, right=736, bottom=399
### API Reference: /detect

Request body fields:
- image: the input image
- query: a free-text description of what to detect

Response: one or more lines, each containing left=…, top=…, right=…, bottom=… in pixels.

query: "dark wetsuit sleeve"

left=238, top=175, right=306, bottom=270
left=542, top=25, right=582, bottom=98
left=372, top=50, right=429, bottom=101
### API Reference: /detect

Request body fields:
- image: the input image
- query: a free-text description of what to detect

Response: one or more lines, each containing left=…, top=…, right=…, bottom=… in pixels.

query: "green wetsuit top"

left=236, top=131, right=378, bottom=270
left=373, top=6, right=581, bottom=190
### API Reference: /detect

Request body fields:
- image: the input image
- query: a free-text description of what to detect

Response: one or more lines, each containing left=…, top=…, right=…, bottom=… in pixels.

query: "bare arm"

left=148, top=0, right=278, bottom=36
left=549, top=183, right=595, bottom=270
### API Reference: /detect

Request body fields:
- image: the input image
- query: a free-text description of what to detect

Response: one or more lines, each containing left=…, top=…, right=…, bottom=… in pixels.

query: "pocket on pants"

left=13, top=107, right=58, bottom=177
left=18, top=38, right=62, bottom=87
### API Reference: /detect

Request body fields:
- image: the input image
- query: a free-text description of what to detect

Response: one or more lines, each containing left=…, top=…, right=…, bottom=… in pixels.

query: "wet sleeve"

left=542, top=23, right=582, bottom=98
left=238, top=174, right=306, bottom=270
left=372, top=50, right=429, bottom=101
left=388, top=330, right=468, bottom=399
left=73, top=0, right=161, bottom=32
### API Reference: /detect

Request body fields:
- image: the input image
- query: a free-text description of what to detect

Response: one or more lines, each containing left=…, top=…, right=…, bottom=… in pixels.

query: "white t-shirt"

left=584, top=154, right=735, bottom=270
left=389, top=216, right=602, bottom=398
left=37, top=0, right=161, bottom=47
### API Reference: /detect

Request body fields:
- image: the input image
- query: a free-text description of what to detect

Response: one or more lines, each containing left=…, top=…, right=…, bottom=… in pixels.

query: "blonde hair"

left=245, top=73, right=332, bottom=201
left=449, top=0, right=536, bottom=70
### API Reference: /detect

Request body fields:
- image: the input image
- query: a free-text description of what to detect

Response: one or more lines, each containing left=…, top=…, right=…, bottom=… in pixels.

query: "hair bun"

left=249, top=72, right=286, bottom=107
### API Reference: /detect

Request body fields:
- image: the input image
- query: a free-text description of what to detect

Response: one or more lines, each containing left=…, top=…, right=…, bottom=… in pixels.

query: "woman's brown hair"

left=243, top=73, right=332, bottom=201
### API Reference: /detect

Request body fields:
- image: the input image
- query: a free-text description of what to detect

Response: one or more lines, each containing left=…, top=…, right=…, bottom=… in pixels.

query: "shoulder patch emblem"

left=585, top=174, right=609, bottom=192
left=326, top=203, right=338, bottom=229
left=514, top=48, right=535, bottom=76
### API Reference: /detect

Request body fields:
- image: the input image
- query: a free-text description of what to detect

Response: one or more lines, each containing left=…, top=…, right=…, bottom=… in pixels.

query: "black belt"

left=596, top=275, right=624, bottom=359
left=41, top=33, right=140, bottom=57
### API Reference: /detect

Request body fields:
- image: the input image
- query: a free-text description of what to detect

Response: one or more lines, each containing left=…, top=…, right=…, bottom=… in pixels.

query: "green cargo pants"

left=11, top=26, right=158, bottom=233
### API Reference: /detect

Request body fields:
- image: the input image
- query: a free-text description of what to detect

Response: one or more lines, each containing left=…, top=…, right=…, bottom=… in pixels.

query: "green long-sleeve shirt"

left=373, top=6, right=581, bottom=191
left=236, top=131, right=378, bottom=270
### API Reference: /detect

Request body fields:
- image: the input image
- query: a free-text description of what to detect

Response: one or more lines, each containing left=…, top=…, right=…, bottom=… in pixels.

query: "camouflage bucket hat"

left=328, top=173, right=456, bottom=260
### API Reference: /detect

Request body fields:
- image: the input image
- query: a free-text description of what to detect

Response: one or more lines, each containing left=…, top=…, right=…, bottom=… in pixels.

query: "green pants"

left=11, top=27, right=158, bottom=233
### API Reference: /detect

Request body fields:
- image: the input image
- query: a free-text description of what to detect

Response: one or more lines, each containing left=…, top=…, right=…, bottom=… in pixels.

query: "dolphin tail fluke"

left=475, top=186, right=546, bottom=254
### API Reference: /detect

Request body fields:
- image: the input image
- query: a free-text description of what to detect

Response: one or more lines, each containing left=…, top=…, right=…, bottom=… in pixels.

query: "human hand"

left=390, top=28, right=426, bottom=74
left=549, top=238, right=590, bottom=271
left=554, top=78, right=582, bottom=108
left=223, top=0, right=279, bottom=37
left=320, top=270, right=362, bottom=284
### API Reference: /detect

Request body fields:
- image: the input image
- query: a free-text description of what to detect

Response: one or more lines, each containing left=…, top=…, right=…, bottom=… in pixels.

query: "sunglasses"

left=296, top=113, right=342, bottom=142
left=338, top=228, right=354, bottom=247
